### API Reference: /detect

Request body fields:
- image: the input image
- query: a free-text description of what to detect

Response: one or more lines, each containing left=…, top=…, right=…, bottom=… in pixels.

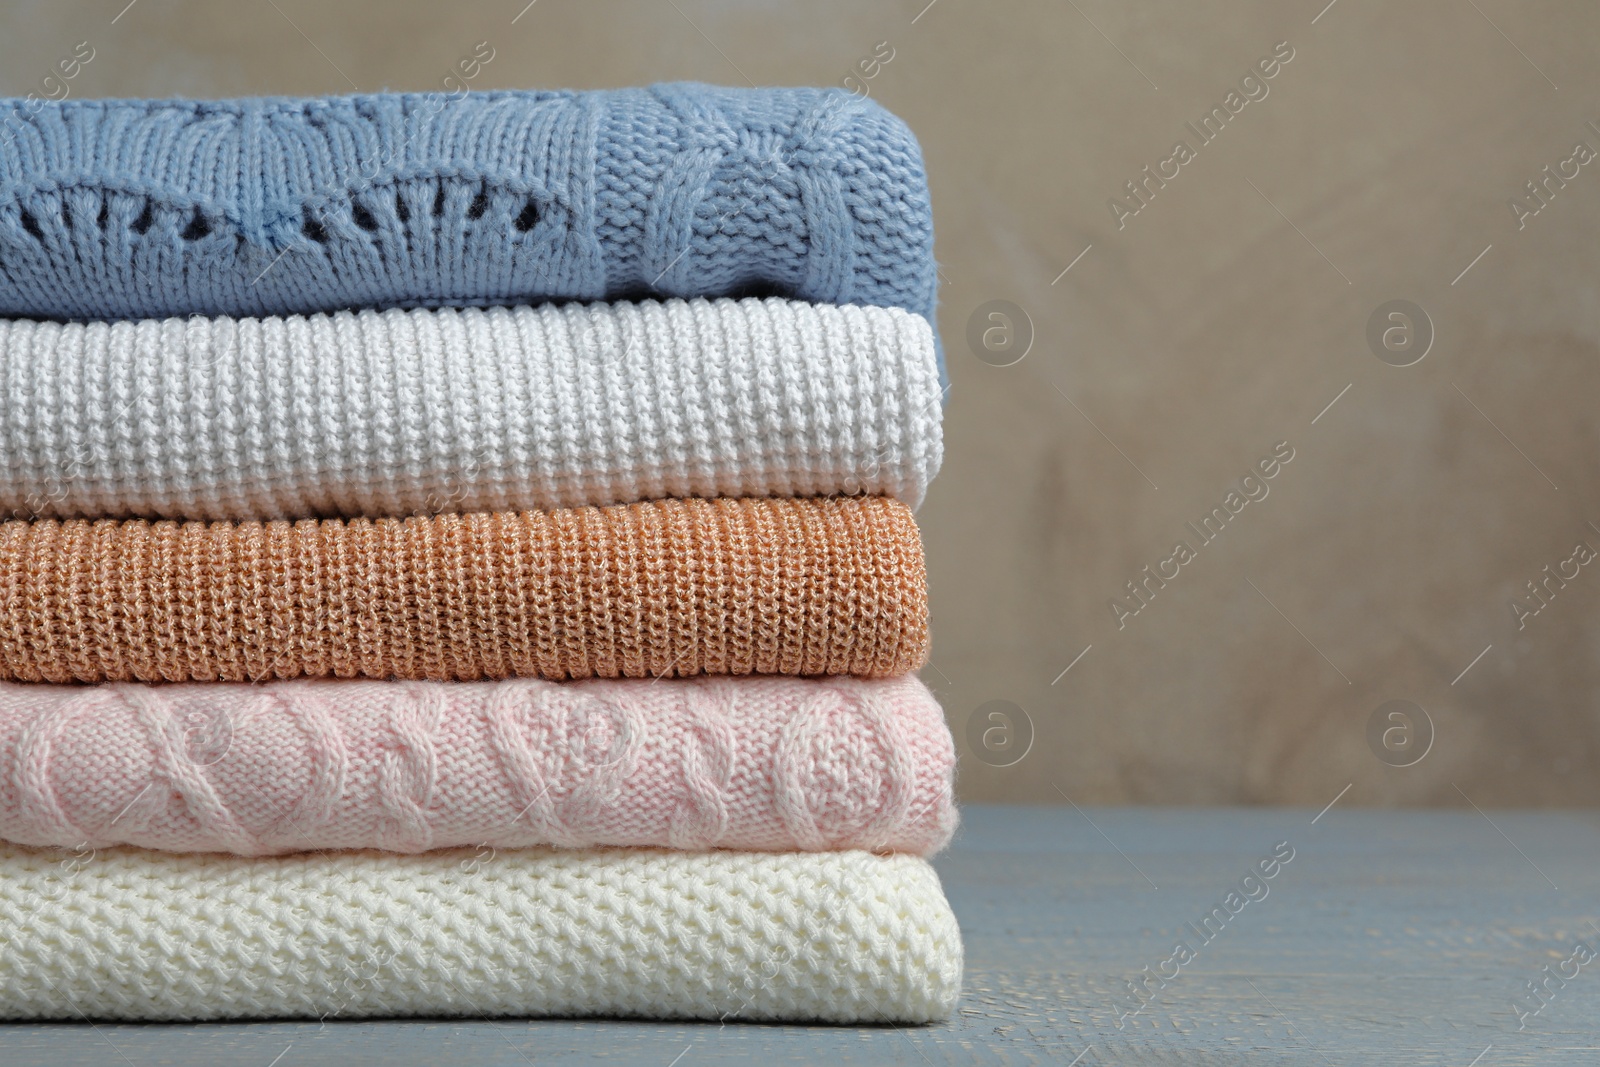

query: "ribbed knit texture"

left=0, top=297, right=943, bottom=521
left=0, top=496, right=928, bottom=684
left=0, top=674, right=956, bottom=856
left=0, top=85, right=941, bottom=378
left=0, top=843, right=962, bottom=1022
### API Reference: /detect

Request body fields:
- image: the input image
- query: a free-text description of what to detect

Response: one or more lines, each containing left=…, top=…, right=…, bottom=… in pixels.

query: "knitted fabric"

left=0, top=84, right=942, bottom=379
left=0, top=297, right=943, bottom=522
left=0, top=496, right=928, bottom=684
left=0, top=674, right=957, bottom=857
left=0, top=842, right=962, bottom=1022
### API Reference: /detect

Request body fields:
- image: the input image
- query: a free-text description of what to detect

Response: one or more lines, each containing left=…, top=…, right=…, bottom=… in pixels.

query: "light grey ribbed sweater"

left=0, top=296, right=943, bottom=520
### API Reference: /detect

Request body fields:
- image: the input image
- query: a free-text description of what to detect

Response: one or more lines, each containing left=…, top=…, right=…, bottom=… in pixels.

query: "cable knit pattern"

left=0, top=674, right=956, bottom=856
left=0, top=297, right=943, bottom=521
left=0, top=843, right=962, bottom=1022
left=0, top=85, right=939, bottom=368
left=0, top=496, right=928, bottom=684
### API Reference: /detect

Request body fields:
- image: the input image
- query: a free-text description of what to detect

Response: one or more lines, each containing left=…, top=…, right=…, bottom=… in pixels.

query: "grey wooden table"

left=4, top=804, right=1597, bottom=1065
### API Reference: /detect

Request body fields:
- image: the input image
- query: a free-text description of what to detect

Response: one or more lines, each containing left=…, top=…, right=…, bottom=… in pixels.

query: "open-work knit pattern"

left=0, top=843, right=962, bottom=1022
left=0, top=674, right=957, bottom=856
left=0, top=298, right=943, bottom=521
left=0, top=496, right=927, bottom=684
left=0, top=85, right=937, bottom=338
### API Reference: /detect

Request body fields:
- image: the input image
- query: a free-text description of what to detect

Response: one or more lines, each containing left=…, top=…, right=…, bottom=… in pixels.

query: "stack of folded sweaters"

left=0, top=84, right=960, bottom=1023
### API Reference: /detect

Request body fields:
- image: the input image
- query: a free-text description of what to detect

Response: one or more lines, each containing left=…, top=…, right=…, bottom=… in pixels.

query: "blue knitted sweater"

left=0, top=82, right=939, bottom=368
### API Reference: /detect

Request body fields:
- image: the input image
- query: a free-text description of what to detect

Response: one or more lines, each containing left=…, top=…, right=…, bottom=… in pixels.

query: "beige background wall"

left=5, top=0, right=1597, bottom=807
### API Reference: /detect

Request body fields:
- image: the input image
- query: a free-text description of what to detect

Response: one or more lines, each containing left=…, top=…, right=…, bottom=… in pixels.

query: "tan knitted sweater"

left=0, top=496, right=928, bottom=684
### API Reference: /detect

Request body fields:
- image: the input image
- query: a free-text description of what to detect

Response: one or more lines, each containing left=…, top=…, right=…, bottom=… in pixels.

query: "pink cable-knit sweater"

left=0, top=674, right=956, bottom=856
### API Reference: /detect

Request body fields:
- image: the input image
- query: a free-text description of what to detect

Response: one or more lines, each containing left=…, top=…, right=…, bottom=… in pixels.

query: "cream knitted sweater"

left=0, top=843, right=962, bottom=1023
left=0, top=297, right=943, bottom=521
